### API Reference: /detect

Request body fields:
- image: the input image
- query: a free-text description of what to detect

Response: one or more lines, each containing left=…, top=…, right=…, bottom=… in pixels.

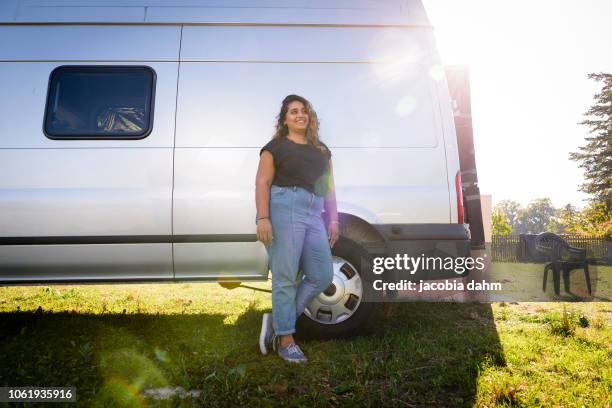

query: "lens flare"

left=395, top=96, right=417, bottom=116
left=367, top=29, right=430, bottom=88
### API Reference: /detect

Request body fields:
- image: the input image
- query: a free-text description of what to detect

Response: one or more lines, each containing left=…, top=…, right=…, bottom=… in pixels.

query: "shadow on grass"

left=0, top=302, right=504, bottom=407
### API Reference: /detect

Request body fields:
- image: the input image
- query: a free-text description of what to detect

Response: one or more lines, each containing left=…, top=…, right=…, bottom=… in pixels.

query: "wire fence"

left=491, top=234, right=612, bottom=264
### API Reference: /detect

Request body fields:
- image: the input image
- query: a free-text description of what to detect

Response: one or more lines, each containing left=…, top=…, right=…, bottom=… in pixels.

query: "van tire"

left=295, top=236, right=381, bottom=340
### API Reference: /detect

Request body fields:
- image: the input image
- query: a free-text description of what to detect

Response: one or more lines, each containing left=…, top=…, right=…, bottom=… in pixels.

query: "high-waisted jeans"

left=258, top=185, right=334, bottom=335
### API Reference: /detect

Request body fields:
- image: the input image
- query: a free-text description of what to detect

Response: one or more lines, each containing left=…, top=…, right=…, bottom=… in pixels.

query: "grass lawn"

left=488, top=262, right=612, bottom=302
left=0, top=265, right=611, bottom=407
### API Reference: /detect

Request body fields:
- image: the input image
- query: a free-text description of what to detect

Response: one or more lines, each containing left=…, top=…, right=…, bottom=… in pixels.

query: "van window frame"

left=43, top=65, right=156, bottom=140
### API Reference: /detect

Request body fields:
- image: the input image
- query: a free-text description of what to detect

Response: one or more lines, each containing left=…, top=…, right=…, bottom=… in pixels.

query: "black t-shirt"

left=260, top=136, right=332, bottom=197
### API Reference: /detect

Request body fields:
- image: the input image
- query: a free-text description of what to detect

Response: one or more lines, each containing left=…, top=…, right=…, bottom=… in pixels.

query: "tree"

left=575, top=201, right=612, bottom=237
left=547, top=207, right=567, bottom=234
left=492, top=210, right=512, bottom=236
left=494, top=200, right=521, bottom=230
left=515, top=198, right=557, bottom=234
left=569, top=72, right=612, bottom=217
left=558, top=203, right=580, bottom=233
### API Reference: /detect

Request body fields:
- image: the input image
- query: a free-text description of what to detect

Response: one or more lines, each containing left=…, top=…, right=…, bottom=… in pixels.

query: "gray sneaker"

left=259, top=313, right=274, bottom=355
left=277, top=343, right=308, bottom=363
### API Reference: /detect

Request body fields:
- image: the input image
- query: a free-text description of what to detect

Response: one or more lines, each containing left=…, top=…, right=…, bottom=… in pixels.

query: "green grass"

left=0, top=270, right=611, bottom=407
left=488, top=262, right=612, bottom=301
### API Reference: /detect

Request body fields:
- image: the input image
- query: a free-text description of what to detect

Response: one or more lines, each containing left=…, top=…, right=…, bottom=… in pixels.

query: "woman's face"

left=284, top=101, right=309, bottom=134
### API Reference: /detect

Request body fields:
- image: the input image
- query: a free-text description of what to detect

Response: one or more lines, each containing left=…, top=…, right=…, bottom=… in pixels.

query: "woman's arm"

left=255, top=151, right=275, bottom=246
left=324, top=160, right=340, bottom=248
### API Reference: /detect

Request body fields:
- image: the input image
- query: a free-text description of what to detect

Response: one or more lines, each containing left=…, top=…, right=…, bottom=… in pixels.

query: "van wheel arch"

left=323, top=212, right=386, bottom=246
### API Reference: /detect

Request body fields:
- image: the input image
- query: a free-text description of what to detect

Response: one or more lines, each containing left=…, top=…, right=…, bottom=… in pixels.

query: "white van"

left=0, top=0, right=470, bottom=338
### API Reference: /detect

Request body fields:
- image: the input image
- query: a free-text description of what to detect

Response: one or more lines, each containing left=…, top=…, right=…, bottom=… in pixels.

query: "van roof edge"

left=0, top=0, right=431, bottom=26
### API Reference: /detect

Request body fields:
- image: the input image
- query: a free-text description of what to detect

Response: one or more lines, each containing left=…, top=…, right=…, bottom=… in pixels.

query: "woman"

left=255, top=94, right=340, bottom=363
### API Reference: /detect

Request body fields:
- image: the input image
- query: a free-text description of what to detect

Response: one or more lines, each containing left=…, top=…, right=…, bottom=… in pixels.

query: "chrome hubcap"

left=303, top=255, right=363, bottom=325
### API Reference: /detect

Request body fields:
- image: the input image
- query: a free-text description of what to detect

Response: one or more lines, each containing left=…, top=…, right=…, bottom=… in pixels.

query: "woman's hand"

left=327, top=222, right=339, bottom=248
left=257, top=218, right=273, bottom=247
left=255, top=151, right=275, bottom=247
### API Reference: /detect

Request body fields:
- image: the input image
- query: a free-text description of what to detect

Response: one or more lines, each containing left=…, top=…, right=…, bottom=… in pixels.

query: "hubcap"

left=303, top=255, right=363, bottom=325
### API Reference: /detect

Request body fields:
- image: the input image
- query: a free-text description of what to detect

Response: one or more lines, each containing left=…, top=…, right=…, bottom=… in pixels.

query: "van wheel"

left=296, top=236, right=380, bottom=339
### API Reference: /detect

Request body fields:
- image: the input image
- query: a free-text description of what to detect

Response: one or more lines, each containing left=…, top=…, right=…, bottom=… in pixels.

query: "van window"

left=44, top=66, right=155, bottom=139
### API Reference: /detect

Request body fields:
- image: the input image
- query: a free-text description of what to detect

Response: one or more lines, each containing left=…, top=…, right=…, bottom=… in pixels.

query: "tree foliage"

left=515, top=198, right=557, bottom=234
left=494, top=198, right=556, bottom=234
left=557, top=204, right=580, bottom=233
left=492, top=210, right=512, bottom=236
left=572, top=201, right=612, bottom=237
left=493, top=199, right=611, bottom=237
left=569, top=72, right=612, bottom=217
left=495, top=200, right=521, bottom=229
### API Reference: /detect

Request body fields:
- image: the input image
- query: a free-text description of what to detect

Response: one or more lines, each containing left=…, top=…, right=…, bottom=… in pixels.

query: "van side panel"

left=175, top=26, right=448, bottom=214
left=0, top=26, right=180, bottom=282
left=0, top=61, right=177, bottom=234
left=180, top=26, right=434, bottom=64
left=0, top=26, right=180, bottom=62
left=0, top=147, right=173, bottom=236
left=172, top=26, right=450, bottom=279
left=0, top=245, right=173, bottom=282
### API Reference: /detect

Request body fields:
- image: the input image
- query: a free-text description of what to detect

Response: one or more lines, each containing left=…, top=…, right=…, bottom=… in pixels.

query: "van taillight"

left=455, top=170, right=464, bottom=224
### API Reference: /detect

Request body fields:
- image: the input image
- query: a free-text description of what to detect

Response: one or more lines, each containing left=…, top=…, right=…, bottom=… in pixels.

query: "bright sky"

left=422, top=0, right=612, bottom=210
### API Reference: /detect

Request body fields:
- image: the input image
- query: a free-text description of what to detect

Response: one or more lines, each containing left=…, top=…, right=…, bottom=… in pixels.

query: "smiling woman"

left=255, top=94, right=339, bottom=363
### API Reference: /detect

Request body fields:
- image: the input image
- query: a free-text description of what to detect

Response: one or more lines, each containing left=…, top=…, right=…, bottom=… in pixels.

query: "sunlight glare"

left=367, top=29, right=428, bottom=88
left=395, top=95, right=417, bottom=116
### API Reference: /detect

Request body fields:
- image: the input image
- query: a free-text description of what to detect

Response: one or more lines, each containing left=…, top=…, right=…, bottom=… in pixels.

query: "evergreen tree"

left=569, top=73, right=612, bottom=217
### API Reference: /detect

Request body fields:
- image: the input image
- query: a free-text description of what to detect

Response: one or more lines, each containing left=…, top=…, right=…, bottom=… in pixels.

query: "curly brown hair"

left=272, top=94, right=327, bottom=154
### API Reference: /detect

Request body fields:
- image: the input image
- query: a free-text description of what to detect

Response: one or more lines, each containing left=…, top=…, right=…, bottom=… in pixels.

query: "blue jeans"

left=258, top=185, right=334, bottom=335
